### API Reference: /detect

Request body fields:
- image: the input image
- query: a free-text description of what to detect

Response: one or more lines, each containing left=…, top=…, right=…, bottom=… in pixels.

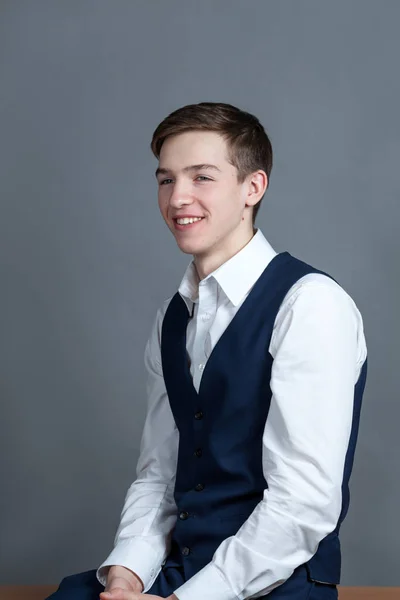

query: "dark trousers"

left=44, top=564, right=338, bottom=599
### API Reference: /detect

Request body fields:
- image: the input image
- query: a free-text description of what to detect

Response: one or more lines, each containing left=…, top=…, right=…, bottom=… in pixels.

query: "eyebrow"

left=155, top=163, right=221, bottom=178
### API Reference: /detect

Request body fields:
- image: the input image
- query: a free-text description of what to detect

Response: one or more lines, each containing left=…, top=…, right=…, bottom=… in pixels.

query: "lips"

left=173, top=216, right=204, bottom=221
left=173, top=217, right=205, bottom=231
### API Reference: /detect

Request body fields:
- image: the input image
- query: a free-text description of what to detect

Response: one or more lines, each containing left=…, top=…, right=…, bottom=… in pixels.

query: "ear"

left=245, top=170, right=268, bottom=208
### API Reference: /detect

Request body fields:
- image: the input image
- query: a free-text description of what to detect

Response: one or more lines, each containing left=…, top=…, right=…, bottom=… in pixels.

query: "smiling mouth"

left=173, top=217, right=205, bottom=229
left=174, top=217, right=204, bottom=224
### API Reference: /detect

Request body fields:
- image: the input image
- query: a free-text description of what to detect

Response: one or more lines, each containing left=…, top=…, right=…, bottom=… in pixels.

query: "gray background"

left=1, top=0, right=399, bottom=586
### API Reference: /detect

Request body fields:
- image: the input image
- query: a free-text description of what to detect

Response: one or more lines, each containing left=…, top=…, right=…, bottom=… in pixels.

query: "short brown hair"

left=150, top=102, right=273, bottom=224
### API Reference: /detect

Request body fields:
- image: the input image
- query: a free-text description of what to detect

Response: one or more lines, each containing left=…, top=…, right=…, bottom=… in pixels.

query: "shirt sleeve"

left=97, top=304, right=179, bottom=592
left=173, top=276, right=367, bottom=600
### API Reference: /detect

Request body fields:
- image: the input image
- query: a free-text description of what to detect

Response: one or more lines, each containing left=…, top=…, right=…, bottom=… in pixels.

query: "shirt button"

left=201, top=313, right=211, bottom=321
left=179, top=511, right=189, bottom=520
left=195, top=483, right=205, bottom=491
left=181, top=546, right=191, bottom=556
left=194, top=411, right=203, bottom=420
left=193, top=448, right=202, bottom=457
left=198, top=363, right=205, bottom=371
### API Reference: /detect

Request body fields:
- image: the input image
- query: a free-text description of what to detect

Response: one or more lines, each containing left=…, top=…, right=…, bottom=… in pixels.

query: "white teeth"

left=176, top=217, right=203, bottom=225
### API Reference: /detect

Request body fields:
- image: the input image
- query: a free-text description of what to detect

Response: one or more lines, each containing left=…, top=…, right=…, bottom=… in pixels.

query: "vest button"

left=195, top=483, right=204, bottom=491
left=179, top=511, right=189, bottom=520
left=181, top=546, right=191, bottom=556
left=194, top=411, right=203, bottom=420
left=194, top=448, right=202, bottom=457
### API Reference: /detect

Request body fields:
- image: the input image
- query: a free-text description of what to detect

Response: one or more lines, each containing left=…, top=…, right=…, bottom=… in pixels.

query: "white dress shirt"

left=97, top=229, right=367, bottom=600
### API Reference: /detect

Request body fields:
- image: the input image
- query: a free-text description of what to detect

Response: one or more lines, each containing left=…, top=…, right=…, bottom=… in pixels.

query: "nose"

left=168, top=181, right=193, bottom=209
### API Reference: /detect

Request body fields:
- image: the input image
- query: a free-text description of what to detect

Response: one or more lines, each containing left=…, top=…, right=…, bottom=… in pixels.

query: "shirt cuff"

left=173, top=562, right=239, bottom=600
left=96, top=537, right=164, bottom=592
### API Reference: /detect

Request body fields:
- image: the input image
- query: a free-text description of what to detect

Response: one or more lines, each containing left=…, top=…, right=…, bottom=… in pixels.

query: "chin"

left=175, top=238, right=207, bottom=256
left=176, top=241, right=199, bottom=255
left=177, top=245, right=195, bottom=255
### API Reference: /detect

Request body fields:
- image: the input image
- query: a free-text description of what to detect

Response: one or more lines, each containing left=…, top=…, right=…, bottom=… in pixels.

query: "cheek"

left=200, top=185, right=223, bottom=207
left=216, top=189, right=242, bottom=215
left=157, top=193, right=167, bottom=214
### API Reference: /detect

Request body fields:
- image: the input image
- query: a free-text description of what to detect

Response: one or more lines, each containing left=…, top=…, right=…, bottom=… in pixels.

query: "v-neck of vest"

left=179, top=251, right=292, bottom=398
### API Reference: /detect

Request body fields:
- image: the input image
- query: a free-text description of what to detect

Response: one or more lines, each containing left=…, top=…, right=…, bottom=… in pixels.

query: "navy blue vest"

left=160, top=251, right=367, bottom=585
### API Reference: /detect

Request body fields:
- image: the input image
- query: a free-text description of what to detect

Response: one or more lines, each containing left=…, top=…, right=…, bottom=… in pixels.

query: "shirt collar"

left=178, top=229, right=278, bottom=312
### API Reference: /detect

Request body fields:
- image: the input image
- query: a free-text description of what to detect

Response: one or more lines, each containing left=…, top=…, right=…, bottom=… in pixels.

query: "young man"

left=47, top=103, right=367, bottom=600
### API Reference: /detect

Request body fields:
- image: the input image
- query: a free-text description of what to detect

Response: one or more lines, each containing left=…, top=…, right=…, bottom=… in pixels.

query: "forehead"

left=159, top=130, right=232, bottom=170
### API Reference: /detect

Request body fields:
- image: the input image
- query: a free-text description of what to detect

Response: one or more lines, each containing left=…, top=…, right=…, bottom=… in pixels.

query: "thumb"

left=100, top=590, right=129, bottom=600
left=100, top=587, right=143, bottom=600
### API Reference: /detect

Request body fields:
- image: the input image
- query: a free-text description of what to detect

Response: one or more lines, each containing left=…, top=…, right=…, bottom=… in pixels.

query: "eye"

left=196, top=176, right=212, bottom=181
left=159, top=178, right=173, bottom=185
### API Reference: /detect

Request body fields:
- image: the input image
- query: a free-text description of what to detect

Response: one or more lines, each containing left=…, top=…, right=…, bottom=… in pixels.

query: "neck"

left=194, top=226, right=256, bottom=280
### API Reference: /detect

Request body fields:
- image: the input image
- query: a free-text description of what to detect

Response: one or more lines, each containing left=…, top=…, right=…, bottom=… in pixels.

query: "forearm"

left=98, top=307, right=179, bottom=591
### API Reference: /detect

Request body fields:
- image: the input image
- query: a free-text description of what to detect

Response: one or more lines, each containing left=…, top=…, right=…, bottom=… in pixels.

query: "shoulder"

left=277, top=272, right=363, bottom=322
left=144, top=295, right=176, bottom=372
left=271, top=272, right=367, bottom=362
left=149, top=296, right=175, bottom=346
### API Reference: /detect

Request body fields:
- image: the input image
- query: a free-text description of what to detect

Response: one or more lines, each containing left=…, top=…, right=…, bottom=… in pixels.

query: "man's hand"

left=100, top=565, right=144, bottom=599
left=99, top=565, right=179, bottom=600
left=100, top=593, right=162, bottom=600
left=100, top=593, right=178, bottom=600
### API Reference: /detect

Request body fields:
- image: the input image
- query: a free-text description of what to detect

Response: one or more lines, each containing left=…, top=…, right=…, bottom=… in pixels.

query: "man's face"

left=156, top=130, right=252, bottom=260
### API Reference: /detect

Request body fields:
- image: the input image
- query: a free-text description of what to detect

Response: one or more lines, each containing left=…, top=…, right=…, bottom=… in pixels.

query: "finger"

left=99, top=590, right=142, bottom=600
left=99, top=591, right=129, bottom=600
left=100, top=592, right=130, bottom=599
